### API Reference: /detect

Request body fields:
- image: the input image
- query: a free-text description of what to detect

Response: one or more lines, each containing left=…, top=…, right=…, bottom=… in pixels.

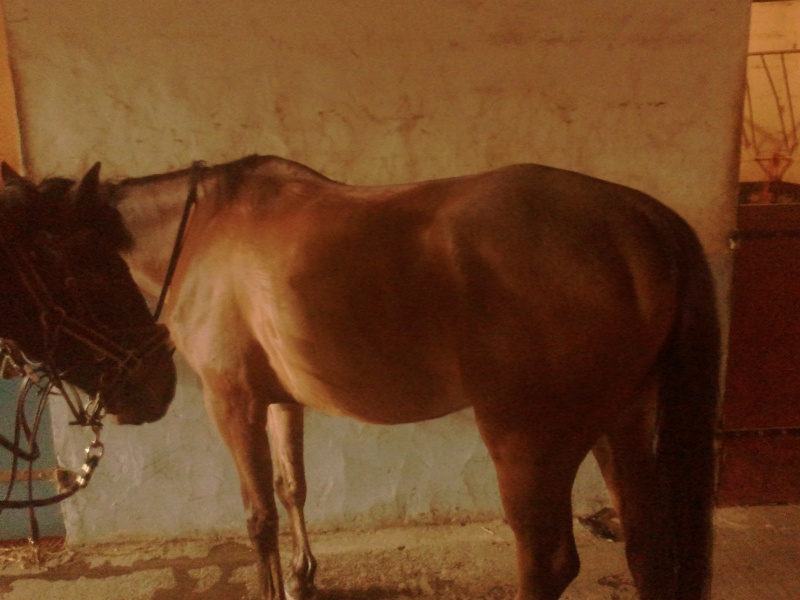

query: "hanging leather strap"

left=153, top=161, right=205, bottom=321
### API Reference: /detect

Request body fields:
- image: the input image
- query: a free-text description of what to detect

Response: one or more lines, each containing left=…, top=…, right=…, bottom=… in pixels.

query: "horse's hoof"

left=286, top=589, right=317, bottom=600
left=286, top=581, right=317, bottom=600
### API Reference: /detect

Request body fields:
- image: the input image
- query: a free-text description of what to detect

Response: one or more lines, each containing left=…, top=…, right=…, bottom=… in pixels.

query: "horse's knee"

left=274, top=471, right=306, bottom=507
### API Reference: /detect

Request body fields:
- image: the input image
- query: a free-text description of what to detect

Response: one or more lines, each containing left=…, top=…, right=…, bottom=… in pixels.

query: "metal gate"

left=718, top=204, right=800, bottom=505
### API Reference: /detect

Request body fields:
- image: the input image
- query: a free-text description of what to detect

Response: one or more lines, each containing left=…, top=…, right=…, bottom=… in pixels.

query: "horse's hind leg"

left=476, top=409, right=591, bottom=600
left=268, top=403, right=316, bottom=600
left=592, top=380, right=673, bottom=599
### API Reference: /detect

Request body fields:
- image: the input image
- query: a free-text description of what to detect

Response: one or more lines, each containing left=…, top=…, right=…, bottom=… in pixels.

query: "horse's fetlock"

left=291, top=553, right=316, bottom=579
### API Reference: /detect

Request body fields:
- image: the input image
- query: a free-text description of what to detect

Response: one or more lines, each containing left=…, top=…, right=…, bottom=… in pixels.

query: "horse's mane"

left=116, top=155, right=334, bottom=188
left=112, top=154, right=339, bottom=212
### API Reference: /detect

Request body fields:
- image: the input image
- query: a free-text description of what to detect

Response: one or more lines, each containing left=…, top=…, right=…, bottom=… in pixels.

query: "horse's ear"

left=1, top=161, right=23, bottom=185
left=75, top=162, right=102, bottom=202
left=1, top=161, right=37, bottom=198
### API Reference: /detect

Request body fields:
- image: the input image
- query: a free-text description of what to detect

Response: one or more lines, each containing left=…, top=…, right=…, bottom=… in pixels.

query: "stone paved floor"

left=1, top=505, right=798, bottom=599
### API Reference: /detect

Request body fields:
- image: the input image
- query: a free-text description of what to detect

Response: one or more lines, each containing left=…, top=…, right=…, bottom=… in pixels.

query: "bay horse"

left=41, top=155, right=719, bottom=600
left=0, top=166, right=176, bottom=425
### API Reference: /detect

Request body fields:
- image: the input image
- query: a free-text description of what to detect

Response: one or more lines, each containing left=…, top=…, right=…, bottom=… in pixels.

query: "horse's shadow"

left=314, top=588, right=398, bottom=599
left=313, top=583, right=512, bottom=599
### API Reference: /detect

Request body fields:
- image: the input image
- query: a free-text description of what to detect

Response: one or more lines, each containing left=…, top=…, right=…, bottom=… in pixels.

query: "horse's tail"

left=655, top=215, right=721, bottom=599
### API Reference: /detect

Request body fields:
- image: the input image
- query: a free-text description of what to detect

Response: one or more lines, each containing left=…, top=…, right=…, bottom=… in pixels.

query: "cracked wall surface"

left=2, top=0, right=750, bottom=542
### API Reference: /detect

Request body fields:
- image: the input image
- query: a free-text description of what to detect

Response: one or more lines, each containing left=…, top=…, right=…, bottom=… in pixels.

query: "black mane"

left=9, top=174, right=134, bottom=252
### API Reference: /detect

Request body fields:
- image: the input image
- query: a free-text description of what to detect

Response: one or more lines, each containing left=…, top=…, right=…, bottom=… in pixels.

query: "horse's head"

left=0, top=163, right=177, bottom=425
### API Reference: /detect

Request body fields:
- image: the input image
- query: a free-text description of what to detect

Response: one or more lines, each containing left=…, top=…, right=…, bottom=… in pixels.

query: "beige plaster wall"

left=3, top=1, right=750, bottom=542
left=0, top=4, right=20, bottom=169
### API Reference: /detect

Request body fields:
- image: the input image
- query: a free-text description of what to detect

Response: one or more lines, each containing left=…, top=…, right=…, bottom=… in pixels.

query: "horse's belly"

left=275, top=353, right=470, bottom=425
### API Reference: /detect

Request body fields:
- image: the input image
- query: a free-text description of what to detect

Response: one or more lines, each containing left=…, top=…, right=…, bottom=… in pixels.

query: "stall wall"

left=0, top=4, right=19, bottom=168
left=2, top=1, right=750, bottom=542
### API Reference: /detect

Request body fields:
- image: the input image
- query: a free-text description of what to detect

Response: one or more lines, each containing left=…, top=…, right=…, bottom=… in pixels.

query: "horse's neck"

left=113, top=174, right=194, bottom=299
left=111, top=156, right=333, bottom=299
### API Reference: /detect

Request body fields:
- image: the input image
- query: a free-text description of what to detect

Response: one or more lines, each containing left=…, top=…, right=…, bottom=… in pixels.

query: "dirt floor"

left=0, top=504, right=798, bottom=599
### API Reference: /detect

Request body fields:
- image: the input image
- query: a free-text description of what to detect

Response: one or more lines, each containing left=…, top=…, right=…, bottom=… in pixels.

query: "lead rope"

left=153, top=161, right=205, bottom=322
left=1, top=346, right=104, bottom=566
left=0, top=341, right=105, bottom=511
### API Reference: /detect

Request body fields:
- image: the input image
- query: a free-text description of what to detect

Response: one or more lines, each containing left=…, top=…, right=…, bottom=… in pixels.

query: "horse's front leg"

left=268, top=403, right=317, bottom=599
left=203, top=383, right=286, bottom=599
